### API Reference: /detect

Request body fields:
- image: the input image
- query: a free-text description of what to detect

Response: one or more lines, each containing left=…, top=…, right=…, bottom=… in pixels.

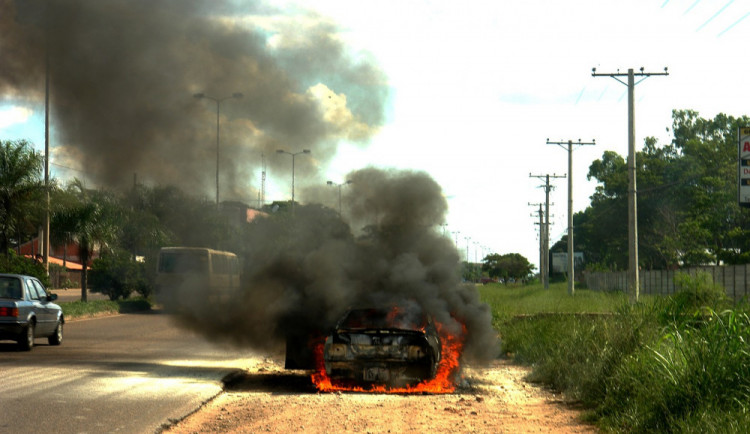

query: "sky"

left=2, top=0, right=750, bottom=269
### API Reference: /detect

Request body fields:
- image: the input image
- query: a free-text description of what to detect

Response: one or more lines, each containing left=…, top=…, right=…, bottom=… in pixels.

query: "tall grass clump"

left=485, top=283, right=650, bottom=405
left=500, top=302, right=659, bottom=407
left=484, top=273, right=750, bottom=432
left=597, top=274, right=750, bottom=432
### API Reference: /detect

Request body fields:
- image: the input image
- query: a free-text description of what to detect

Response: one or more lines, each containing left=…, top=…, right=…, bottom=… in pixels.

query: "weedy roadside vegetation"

left=61, top=298, right=152, bottom=319
left=478, top=273, right=750, bottom=433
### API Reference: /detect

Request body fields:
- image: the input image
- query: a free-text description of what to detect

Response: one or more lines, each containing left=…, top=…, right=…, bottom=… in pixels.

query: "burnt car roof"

left=336, top=307, right=429, bottom=332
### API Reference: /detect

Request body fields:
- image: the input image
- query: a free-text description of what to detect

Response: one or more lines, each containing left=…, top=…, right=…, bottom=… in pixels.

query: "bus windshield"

left=158, top=250, right=209, bottom=274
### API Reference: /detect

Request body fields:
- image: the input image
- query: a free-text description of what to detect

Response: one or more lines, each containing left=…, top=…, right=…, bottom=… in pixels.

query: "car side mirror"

left=48, top=293, right=58, bottom=302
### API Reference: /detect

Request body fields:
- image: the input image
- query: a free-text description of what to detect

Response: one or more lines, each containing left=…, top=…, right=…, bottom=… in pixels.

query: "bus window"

left=156, top=247, right=240, bottom=309
left=158, top=250, right=209, bottom=274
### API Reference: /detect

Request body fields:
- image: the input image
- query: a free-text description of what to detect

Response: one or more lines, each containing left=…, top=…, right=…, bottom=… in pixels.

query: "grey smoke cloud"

left=1, top=0, right=387, bottom=200
left=168, top=168, right=499, bottom=364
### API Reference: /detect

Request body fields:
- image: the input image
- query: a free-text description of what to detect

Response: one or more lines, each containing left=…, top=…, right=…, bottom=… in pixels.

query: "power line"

left=50, top=162, right=86, bottom=174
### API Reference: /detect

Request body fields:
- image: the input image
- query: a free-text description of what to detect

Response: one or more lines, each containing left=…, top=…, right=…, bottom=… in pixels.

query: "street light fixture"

left=193, top=91, right=243, bottom=207
left=327, top=180, right=352, bottom=217
left=277, top=149, right=311, bottom=215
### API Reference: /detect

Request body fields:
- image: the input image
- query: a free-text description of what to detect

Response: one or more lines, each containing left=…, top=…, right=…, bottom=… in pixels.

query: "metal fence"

left=584, top=264, right=750, bottom=302
left=49, top=268, right=82, bottom=289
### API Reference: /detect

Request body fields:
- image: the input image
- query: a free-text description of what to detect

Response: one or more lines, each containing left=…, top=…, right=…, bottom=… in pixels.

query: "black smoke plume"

left=167, top=167, right=499, bottom=364
left=1, top=0, right=387, bottom=199
left=1, top=1, right=498, bottom=363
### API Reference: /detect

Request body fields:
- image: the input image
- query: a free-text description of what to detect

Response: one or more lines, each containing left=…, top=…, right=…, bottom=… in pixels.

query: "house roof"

left=24, top=255, right=84, bottom=271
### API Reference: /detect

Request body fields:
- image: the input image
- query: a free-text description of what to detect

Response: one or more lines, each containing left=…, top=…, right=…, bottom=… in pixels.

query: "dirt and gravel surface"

left=165, top=356, right=597, bottom=434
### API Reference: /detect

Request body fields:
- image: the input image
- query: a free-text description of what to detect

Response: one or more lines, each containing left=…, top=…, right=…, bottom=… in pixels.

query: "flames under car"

left=323, top=307, right=441, bottom=388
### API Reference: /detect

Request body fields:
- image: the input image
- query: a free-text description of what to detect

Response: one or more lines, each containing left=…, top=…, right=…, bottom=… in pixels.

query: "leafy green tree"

left=140, top=185, right=234, bottom=251
left=460, top=261, right=482, bottom=282
left=669, top=110, right=750, bottom=264
left=0, top=139, right=45, bottom=254
left=577, top=110, right=750, bottom=270
left=119, top=184, right=171, bottom=260
left=482, top=253, right=534, bottom=283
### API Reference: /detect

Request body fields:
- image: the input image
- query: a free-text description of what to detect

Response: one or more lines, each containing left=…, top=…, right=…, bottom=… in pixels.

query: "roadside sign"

left=740, top=127, right=750, bottom=208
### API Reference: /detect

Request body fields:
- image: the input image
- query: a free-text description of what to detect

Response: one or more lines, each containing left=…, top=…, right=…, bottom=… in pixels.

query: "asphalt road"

left=0, top=310, right=261, bottom=434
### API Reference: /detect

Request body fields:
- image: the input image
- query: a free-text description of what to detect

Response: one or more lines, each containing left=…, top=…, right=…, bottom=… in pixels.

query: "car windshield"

left=0, top=277, right=23, bottom=299
left=339, top=307, right=427, bottom=332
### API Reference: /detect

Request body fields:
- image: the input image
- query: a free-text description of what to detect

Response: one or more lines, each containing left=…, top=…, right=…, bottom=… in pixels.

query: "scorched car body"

left=323, top=307, right=441, bottom=388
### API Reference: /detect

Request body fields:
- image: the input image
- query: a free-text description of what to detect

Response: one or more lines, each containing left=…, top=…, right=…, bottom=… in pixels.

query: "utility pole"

left=547, top=139, right=596, bottom=295
left=193, top=92, right=244, bottom=208
left=529, top=202, right=545, bottom=283
left=260, top=153, right=266, bottom=209
left=592, top=67, right=668, bottom=302
left=530, top=173, right=565, bottom=289
left=473, top=241, right=480, bottom=282
left=43, top=32, right=50, bottom=274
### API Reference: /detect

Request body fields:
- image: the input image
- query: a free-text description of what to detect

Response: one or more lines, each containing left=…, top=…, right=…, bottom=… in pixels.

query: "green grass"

left=478, top=276, right=750, bottom=433
left=478, top=281, right=633, bottom=330
left=60, top=298, right=152, bottom=319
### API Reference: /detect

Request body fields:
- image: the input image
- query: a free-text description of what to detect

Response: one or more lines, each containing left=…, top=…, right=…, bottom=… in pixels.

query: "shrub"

left=0, top=249, right=51, bottom=286
left=89, top=251, right=151, bottom=300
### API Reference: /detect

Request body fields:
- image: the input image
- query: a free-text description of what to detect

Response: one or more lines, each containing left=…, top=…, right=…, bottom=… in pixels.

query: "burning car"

left=322, top=306, right=441, bottom=388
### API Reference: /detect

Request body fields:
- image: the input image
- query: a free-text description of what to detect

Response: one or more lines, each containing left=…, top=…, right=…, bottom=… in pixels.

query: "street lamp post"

left=327, top=180, right=352, bottom=216
left=193, top=92, right=243, bottom=208
left=277, top=149, right=311, bottom=215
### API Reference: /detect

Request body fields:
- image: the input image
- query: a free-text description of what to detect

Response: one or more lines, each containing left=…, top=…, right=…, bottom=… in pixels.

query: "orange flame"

left=311, top=320, right=466, bottom=394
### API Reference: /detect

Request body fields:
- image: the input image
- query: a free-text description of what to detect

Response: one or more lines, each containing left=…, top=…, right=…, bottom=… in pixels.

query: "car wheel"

left=18, top=321, right=35, bottom=351
left=48, top=321, right=63, bottom=346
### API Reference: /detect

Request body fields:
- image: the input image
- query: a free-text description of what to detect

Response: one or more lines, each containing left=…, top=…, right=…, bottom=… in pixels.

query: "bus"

left=155, top=247, right=240, bottom=309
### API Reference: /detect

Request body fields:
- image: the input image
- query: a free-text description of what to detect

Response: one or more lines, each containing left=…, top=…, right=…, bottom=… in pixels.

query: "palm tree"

left=52, top=181, right=117, bottom=301
left=0, top=140, right=45, bottom=255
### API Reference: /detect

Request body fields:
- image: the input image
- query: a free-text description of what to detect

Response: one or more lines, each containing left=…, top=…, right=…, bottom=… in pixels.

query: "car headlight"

left=326, top=343, right=347, bottom=359
left=407, top=345, right=426, bottom=360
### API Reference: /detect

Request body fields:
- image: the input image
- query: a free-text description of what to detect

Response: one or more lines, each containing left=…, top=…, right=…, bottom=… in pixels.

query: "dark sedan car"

left=0, top=274, right=64, bottom=351
left=323, top=306, right=441, bottom=388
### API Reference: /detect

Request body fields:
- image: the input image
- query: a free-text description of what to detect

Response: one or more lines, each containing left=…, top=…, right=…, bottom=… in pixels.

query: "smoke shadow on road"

left=222, top=370, right=318, bottom=395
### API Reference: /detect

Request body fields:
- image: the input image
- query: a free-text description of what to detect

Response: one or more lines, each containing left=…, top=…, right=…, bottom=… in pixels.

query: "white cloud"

left=308, top=83, right=376, bottom=141
left=294, top=0, right=750, bottom=266
left=0, top=106, right=33, bottom=129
